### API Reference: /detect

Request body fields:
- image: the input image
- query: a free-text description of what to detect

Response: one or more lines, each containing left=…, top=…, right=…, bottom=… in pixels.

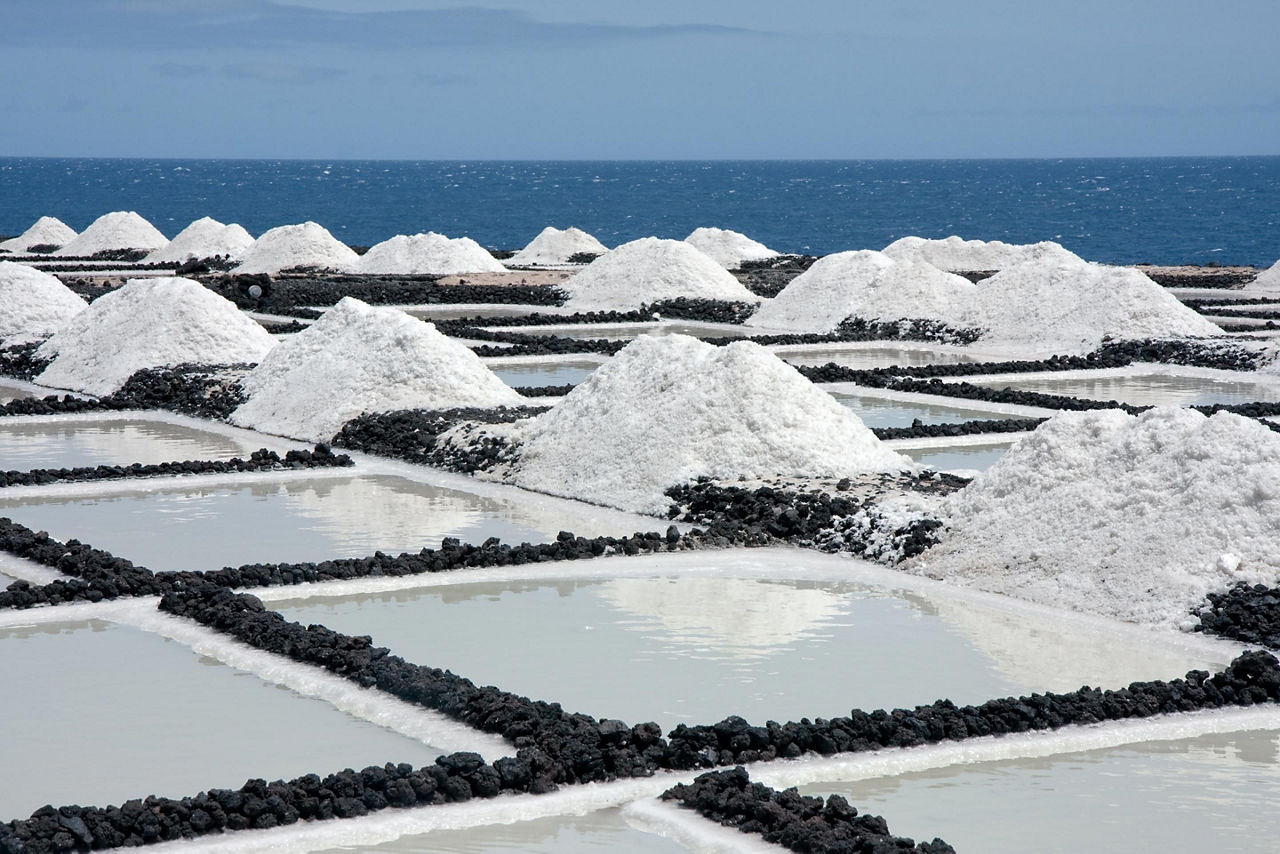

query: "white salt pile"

left=353, top=233, right=507, bottom=275
left=504, top=334, right=910, bottom=514
left=233, top=222, right=359, bottom=275
left=53, top=211, right=169, bottom=257
left=560, top=238, right=761, bottom=311
left=35, top=277, right=275, bottom=395
left=1248, top=258, right=1280, bottom=291
left=0, top=262, right=87, bottom=344
left=0, top=216, right=77, bottom=253
left=507, top=226, right=609, bottom=267
left=910, top=407, right=1280, bottom=630
left=684, top=227, right=779, bottom=269
left=144, top=217, right=254, bottom=264
left=230, top=297, right=523, bottom=442
left=748, top=250, right=975, bottom=333
left=883, top=235, right=1081, bottom=271
left=955, top=257, right=1222, bottom=356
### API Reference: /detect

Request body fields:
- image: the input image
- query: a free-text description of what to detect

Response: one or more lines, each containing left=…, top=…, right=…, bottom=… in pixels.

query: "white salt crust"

left=507, top=226, right=609, bottom=266
left=684, top=226, right=779, bottom=269
left=0, top=216, right=77, bottom=253
left=1250, top=258, right=1280, bottom=290
left=560, top=237, right=762, bottom=311
left=354, top=233, right=507, bottom=275
left=35, top=277, right=275, bottom=395
left=231, top=297, right=523, bottom=442
left=233, top=222, right=359, bottom=275
left=53, top=211, right=169, bottom=256
left=882, top=235, right=1082, bottom=271
left=144, top=217, right=254, bottom=263
left=0, top=262, right=87, bottom=344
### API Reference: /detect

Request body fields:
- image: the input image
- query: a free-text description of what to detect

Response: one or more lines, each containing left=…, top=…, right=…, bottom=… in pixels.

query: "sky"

left=1, top=0, right=1277, bottom=159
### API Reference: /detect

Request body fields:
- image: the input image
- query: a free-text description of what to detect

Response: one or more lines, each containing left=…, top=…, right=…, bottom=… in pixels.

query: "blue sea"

left=2, top=157, right=1278, bottom=266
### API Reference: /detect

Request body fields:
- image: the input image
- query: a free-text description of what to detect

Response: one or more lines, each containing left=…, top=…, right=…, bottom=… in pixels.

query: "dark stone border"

left=0, top=446, right=351, bottom=489
left=870, top=417, right=1046, bottom=441
left=332, top=406, right=547, bottom=473
left=1, top=364, right=248, bottom=422
left=662, top=767, right=954, bottom=854
left=1195, top=582, right=1280, bottom=649
left=198, top=274, right=566, bottom=315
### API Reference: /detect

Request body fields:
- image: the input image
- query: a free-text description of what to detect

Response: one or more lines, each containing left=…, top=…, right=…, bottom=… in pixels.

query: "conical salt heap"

left=0, top=262, right=87, bottom=344
left=507, top=226, right=609, bottom=266
left=353, top=233, right=507, bottom=275
left=883, top=235, right=1081, bottom=271
left=233, top=222, right=359, bottom=274
left=145, top=217, right=254, bottom=263
left=0, top=216, right=78, bottom=253
left=53, top=211, right=169, bottom=257
left=561, top=237, right=761, bottom=311
left=685, top=227, right=779, bottom=269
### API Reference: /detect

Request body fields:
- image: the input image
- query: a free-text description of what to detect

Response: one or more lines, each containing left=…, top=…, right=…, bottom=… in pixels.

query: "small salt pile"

left=1248, top=258, right=1280, bottom=291
left=0, top=262, right=87, bottom=344
left=684, top=227, right=779, bottom=269
left=0, top=216, right=77, bottom=253
left=505, top=334, right=910, bottom=514
left=233, top=222, right=359, bottom=275
left=883, top=235, right=1081, bottom=271
left=507, top=226, right=609, bottom=266
left=910, top=407, right=1280, bottom=630
left=956, top=256, right=1222, bottom=356
left=561, top=237, right=761, bottom=311
left=353, top=233, right=507, bottom=275
left=748, top=250, right=975, bottom=333
left=35, top=277, right=275, bottom=395
left=230, top=297, right=523, bottom=442
left=144, top=217, right=254, bottom=264
left=53, top=211, right=169, bottom=257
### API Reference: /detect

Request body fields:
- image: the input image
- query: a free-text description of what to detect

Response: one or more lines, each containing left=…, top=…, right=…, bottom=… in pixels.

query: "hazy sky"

left=2, top=0, right=1277, bottom=159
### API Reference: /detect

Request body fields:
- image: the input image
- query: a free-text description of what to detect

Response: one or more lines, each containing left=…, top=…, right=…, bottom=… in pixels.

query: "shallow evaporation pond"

left=310, top=808, right=689, bottom=854
left=0, top=473, right=631, bottom=572
left=896, top=440, right=1018, bottom=473
left=799, top=728, right=1280, bottom=853
left=487, top=360, right=601, bottom=388
left=965, top=371, right=1280, bottom=407
left=0, top=417, right=274, bottom=470
left=0, top=570, right=13, bottom=587
left=0, top=618, right=441, bottom=821
left=779, top=346, right=985, bottom=370
left=272, top=570, right=1221, bottom=732
left=0, top=382, right=34, bottom=405
left=403, top=305, right=559, bottom=321
left=829, top=393, right=1036, bottom=429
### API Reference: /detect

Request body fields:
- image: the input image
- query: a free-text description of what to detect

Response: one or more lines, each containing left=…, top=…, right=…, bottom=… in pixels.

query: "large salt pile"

left=748, top=250, right=975, bottom=333
left=353, top=233, right=507, bottom=275
left=560, top=238, right=761, bottom=311
left=233, top=222, right=359, bottom=274
left=35, top=277, right=275, bottom=395
left=1248, top=258, right=1280, bottom=291
left=52, top=211, right=169, bottom=257
left=910, top=407, right=1280, bottom=629
left=505, top=334, right=910, bottom=514
left=684, top=227, right=779, bottom=269
left=0, top=216, right=77, bottom=253
left=144, top=217, right=254, bottom=263
left=955, top=256, right=1222, bottom=356
left=507, top=226, right=609, bottom=266
left=883, top=235, right=1081, bottom=271
left=0, top=262, right=87, bottom=344
left=230, top=297, right=523, bottom=442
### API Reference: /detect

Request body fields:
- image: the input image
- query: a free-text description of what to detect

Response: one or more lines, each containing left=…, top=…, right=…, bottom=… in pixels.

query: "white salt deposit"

left=748, top=250, right=976, bottom=333
left=560, top=238, right=761, bottom=311
left=0, top=216, right=77, bottom=253
left=0, top=262, right=87, bottom=344
left=910, top=407, right=1280, bottom=630
left=230, top=297, right=523, bottom=442
left=507, top=226, right=609, bottom=266
left=233, top=222, right=359, bottom=275
left=35, top=277, right=275, bottom=395
left=504, top=334, right=910, bottom=514
left=52, top=211, right=169, bottom=256
left=883, top=235, right=1082, bottom=271
left=684, top=227, right=779, bottom=269
left=144, top=217, right=254, bottom=264
left=1249, top=258, right=1280, bottom=291
left=353, top=233, right=507, bottom=275
left=955, top=257, right=1223, bottom=356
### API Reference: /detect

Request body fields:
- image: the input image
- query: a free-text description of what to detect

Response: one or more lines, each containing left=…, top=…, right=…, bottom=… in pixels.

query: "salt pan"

left=507, top=226, right=608, bottom=266
left=0, top=216, right=77, bottom=253
left=230, top=297, right=523, bottom=442
left=35, top=277, right=275, bottom=395
left=560, top=238, right=761, bottom=311
left=353, top=233, right=507, bottom=275
left=685, top=227, right=779, bottom=269
left=53, top=211, right=169, bottom=257
left=883, top=235, right=1081, bottom=271
left=0, top=262, right=87, bottom=344
left=144, top=217, right=254, bottom=264
left=233, top=222, right=359, bottom=275
left=911, top=407, right=1280, bottom=629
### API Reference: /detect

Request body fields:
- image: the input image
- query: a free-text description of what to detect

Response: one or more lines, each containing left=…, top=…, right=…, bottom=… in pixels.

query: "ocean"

left=2, top=157, right=1278, bottom=267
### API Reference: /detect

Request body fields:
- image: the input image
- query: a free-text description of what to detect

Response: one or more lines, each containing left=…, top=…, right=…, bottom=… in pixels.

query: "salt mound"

left=1249, top=258, right=1280, bottom=291
left=748, top=250, right=975, bottom=333
left=910, top=407, right=1280, bottom=629
left=144, top=217, right=254, bottom=263
left=561, top=238, right=761, bottom=311
left=0, top=262, right=87, bottom=344
left=35, top=277, right=275, bottom=395
left=955, top=257, right=1222, bottom=356
left=353, top=233, right=507, bottom=275
left=0, top=216, right=77, bottom=253
left=506, top=334, right=910, bottom=514
left=684, top=227, right=779, bottom=269
left=230, top=297, right=523, bottom=442
left=233, top=222, right=359, bottom=275
left=52, top=211, right=169, bottom=257
left=507, top=226, right=609, bottom=266
left=883, top=235, right=1081, bottom=271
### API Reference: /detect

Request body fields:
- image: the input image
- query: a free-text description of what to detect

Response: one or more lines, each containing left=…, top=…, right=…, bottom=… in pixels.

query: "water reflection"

left=970, top=372, right=1280, bottom=407
left=901, top=442, right=1015, bottom=473
left=0, top=383, right=34, bottom=405
left=0, top=418, right=266, bottom=470
left=781, top=347, right=983, bottom=370
left=831, top=393, right=1034, bottom=429
left=489, top=361, right=601, bottom=388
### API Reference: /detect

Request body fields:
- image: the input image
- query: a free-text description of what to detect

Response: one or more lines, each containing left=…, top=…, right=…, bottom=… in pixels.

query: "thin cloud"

left=223, top=61, right=346, bottom=83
